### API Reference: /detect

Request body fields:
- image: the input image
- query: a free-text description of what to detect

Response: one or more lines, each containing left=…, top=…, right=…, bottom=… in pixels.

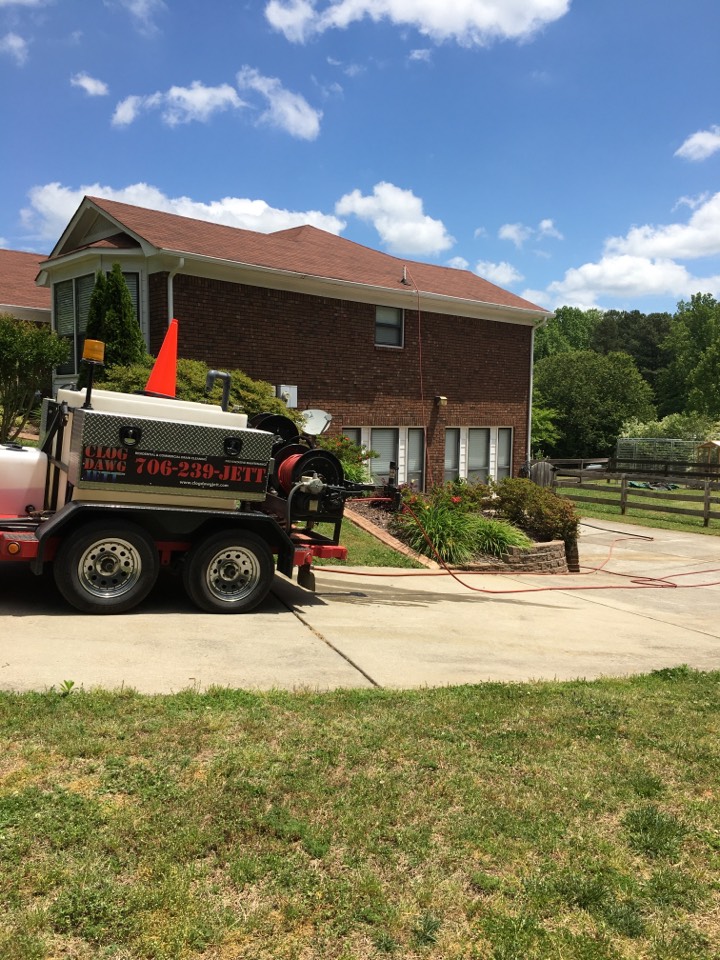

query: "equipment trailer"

left=0, top=328, right=369, bottom=614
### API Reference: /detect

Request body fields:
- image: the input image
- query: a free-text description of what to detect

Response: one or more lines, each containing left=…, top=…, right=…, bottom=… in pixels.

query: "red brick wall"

left=149, top=273, right=532, bottom=479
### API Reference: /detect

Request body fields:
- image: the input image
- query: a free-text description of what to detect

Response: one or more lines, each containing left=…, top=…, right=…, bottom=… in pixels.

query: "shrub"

left=0, top=314, right=69, bottom=442
left=473, top=518, right=532, bottom=558
left=491, top=477, right=579, bottom=548
left=390, top=501, right=482, bottom=564
left=390, top=500, right=530, bottom=564
left=316, top=433, right=377, bottom=483
left=96, top=357, right=296, bottom=421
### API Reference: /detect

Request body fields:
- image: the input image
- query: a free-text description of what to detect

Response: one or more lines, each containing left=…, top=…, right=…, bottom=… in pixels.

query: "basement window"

left=375, top=306, right=403, bottom=347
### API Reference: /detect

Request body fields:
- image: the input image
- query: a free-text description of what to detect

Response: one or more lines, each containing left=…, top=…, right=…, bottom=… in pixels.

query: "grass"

left=1, top=669, right=719, bottom=959
left=314, top=518, right=423, bottom=568
left=558, top=481, right=720, bottom=537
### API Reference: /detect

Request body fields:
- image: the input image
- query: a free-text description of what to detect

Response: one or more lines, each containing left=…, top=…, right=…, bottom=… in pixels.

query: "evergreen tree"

left=81, top=264, right=146, bottom=378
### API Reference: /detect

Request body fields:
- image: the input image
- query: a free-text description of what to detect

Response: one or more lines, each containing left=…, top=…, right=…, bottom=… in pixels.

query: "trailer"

left=0, top=325, right=370, bottom=614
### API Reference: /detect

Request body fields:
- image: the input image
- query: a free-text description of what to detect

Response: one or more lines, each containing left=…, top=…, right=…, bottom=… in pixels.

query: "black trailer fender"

left=31, top=501, right=295, bottom=576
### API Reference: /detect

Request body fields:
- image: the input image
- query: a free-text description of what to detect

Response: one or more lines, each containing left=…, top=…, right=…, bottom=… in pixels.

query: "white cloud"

left=236, top=66, right=322, bottom=140
left=265, top=0, right=571, bottom=46
left=20, top=182, right=347, bottom=245
left=527, top=255, right=720, bottom=311
left=499, top=218, right=562, bottom=248
left=674, top=192, right=710, bottom=211
left=498, top=222, right=533, bottom=248
left=112, top=81, right=244, bottom=128
left=70, top=72, right=109, bottom=96
left=526, top=195, right=720, bottom=308
left=446, top=256, right=469, bottom=270
left=0, top=237, right=8, bottom=248
left=675, top=124, right=720, bottom=162
left=475, top=259, right=524, bottom=286
left=116, top=0, right=166, bottom=35
left=473, top=226, right=487, bottom=239
left=605, top=191, right=720, bottom=260
left=0, top=32, right=28, bottom=64
left=0, top=0, right=44, bottom=6
left=408, top=48, right=432, bottom=63
left=538, top=218, right=563, bottom=240
left=335, top=181, right=454, bottom=255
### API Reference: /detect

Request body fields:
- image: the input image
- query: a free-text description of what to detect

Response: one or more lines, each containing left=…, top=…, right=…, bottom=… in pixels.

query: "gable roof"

left=0, top=249, right=51, bottom=312
left=46, top=195, right=550, bottom=319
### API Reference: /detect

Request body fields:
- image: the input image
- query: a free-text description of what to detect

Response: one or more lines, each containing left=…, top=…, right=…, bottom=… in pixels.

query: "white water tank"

left=0, top=445, right=48, bottom=516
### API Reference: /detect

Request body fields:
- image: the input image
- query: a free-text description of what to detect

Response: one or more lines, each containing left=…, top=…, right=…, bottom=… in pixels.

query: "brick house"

left=36, top=195, right=550, bottom=489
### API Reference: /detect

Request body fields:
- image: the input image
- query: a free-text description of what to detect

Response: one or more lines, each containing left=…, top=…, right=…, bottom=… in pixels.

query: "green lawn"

left=558, top=482, right=720, bottom=537
left=315, top=518, right=423, bottom=568
left=2, top=670, right=719, bottom=959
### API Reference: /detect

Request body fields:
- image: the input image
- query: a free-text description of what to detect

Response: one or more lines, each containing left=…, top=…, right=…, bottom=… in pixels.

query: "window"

left=407, top=428, right=425, bottom=491
left=370, top=428, right=399, bottom=482
left=54, top=274, right=95, bottom=375
left=53, top=270, right=141, bottom=376
left=375, top=306, right=403, bottom=347
left=342, top=427, right=361, bottom=446
left=468, top=428, right=490, bottom=483
left=497, top=428, right=513, bottom=479
left=444, top=428, right=460, bottom=483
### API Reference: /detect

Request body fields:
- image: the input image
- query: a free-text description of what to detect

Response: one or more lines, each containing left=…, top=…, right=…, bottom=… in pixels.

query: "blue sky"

left=1, top=0, right=719, bottom=313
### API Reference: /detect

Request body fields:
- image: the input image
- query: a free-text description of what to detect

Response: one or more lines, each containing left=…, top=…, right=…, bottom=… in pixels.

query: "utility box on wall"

left=276, top=385, right=298, bottom=408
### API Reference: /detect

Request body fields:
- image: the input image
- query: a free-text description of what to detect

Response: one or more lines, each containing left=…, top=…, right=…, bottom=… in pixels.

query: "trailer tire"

left=183, top=531, right=274, bottom=613
left=53, top=521, right=159, bottom=614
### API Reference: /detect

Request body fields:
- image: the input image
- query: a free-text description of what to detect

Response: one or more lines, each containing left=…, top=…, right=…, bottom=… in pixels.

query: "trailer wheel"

left=54, top=521, right=159, bottom=614
left=183, top=531, right=274, bottom=613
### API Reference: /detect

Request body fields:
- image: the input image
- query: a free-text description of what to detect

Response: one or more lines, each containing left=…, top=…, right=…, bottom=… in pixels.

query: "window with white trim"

left=375, top=306, right=403, bottom=347
left=407, top=428, right=425, bottom=491
left=370, top=428, right=399, bottom=483
left=444, top=428, right=460, bottom=483
left=497, top=427, right=513, bottom=479
left=468, top=428, right=490, bottom=483
left=444, top=427, right=514, bottom=483
left=342, top=427, right=361, bottom=446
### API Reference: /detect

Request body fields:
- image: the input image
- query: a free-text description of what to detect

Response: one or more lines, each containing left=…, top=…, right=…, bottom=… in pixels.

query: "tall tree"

left=591, top=309, right=671, bottom=404
left=657, top=293, right=720, bottom=416
left=84, top=264, right=146, bottom=371
left=534, top=350, right=655, bottom=457
left=533, top=306, right=601, bottom=361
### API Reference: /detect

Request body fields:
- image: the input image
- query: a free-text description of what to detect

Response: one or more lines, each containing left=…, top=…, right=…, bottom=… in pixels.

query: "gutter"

left=153, top=247, right=552, bottom=327
left=167, top=257, right=185, bottom=326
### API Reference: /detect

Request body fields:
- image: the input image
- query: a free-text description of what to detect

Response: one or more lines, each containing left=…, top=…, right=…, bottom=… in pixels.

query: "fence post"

left=704, top=481, right=710, bottom=527
left=620, top=475, right=628, bottom=515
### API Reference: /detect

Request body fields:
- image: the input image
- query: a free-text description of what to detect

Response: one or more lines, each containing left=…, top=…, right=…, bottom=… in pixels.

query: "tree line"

left=532, top=294, right=720, bottom=458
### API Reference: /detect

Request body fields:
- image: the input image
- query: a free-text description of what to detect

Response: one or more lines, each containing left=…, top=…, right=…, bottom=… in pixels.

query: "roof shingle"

left=80, top=196, right=546, bottom=315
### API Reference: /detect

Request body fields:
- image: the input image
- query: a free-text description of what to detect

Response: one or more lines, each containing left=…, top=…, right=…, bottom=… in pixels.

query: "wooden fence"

left=552, top=469, right=720, bottom=528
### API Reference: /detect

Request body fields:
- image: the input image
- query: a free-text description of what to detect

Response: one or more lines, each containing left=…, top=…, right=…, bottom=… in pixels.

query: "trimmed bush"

left=317, top=433, right=377, bottom=483
left=96, top=357, right=297, bottom=421
left=491, top=477, right=579, bottom=548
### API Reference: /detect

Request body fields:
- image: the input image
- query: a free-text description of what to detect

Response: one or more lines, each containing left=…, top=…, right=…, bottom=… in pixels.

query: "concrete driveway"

left=1, top=519, right=718, bottom=693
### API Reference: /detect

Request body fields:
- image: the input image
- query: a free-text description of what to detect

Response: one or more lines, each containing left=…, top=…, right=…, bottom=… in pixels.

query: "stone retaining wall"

left=458, top=540, right=569, bottom=574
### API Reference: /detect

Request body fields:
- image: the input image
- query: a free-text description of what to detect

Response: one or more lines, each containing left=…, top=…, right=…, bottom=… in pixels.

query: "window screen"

left=370, top=428, right=399, bottom=482
left=468, top=428, right=490, bottom=483
left=497, top=428, right=513, bottom=479
left=444, top=428, right=460, bottom=483
left=407, top=428, right=425, bottom=491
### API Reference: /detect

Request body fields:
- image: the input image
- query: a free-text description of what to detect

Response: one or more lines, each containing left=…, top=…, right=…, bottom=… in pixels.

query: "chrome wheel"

left=205, top=544, right=262, bottom=604
left=77, top=536, right=144, bottom=599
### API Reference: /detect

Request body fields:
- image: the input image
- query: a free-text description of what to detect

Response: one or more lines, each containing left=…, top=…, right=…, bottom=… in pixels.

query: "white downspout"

left=167, top=257, right=185, bottom=326
left=527, top=325, right=536, bottom=462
